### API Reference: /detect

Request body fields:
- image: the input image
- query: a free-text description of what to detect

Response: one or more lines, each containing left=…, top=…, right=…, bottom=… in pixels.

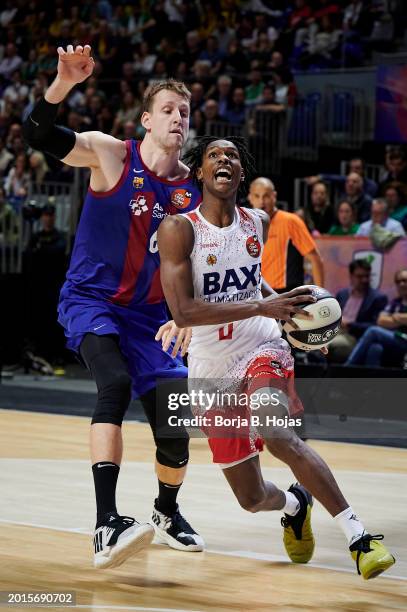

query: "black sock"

left=92, top=461, right=120, bottom=526
left=156, top=480, right=182, bottom=516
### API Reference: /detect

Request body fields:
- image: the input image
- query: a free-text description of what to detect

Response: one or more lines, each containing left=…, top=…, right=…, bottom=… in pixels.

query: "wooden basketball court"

left=1, top=408, right=406, bottom=611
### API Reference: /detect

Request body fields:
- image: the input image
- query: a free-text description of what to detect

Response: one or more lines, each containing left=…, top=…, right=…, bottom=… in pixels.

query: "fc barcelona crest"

left=133, top=176, right=144, bottom=189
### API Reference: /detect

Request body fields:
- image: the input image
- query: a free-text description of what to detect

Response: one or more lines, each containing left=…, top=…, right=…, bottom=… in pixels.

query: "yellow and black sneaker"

left=281, top=483, right=315, bottom=563
left=350, top=533, right=395, bottom=579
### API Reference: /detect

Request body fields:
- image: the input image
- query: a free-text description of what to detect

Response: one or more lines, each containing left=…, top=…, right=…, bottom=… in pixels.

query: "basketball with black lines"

left=283, top=285, right=342, bottom=351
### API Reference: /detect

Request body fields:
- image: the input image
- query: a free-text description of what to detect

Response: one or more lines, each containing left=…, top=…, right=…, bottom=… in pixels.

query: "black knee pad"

left=92, top=370, right=132, bottom=426
left=140, top=386, right=190, bottom=468
left=80, top=333, right=132, bottom=426
left=155, top=436, right=189, bottom=469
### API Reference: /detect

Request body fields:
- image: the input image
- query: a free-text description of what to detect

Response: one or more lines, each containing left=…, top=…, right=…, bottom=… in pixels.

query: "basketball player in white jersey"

left=157, top=137, right=395, bottom=579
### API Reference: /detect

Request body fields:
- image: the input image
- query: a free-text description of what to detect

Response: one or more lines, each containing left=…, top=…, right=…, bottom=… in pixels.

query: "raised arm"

left=23, top=45, right=126, bottom=190
left=158, top=215, right=315, bottom=329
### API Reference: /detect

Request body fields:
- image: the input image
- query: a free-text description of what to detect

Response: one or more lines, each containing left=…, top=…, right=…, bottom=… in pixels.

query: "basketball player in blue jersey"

left=23, top=44, right=204, bottom=569
left=157, top=137, right=395, bottom=580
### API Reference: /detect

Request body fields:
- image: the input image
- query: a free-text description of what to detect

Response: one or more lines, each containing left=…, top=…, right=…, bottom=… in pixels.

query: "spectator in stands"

left=383, top=182, right=407, bottom=229
left=307, top=158, right=378, bottom=199
left=329, top=259, right=388, bottom=363
left=0, top=138, right=13, bottom=178
left=298, top=181, right=335, bottom=235
left=25, top=203, right=67, bottom=364
left=300, top=14, right=343, bottom=70
left=252, top=13, right=279, bottom=45
left=254, top=83, right=285, bottom=113
left=346, top=267, right=407, bottom=367
left=4, top=153, right=30, bottom=211
left=211, top=75, right=233, bottom=119
left=29, top=152, right=51, bottom=186
left=157, top=37, right=183, bottom=75
left=188, top=109, right=206, bottom=140
left=0, top=185, right=19, bottom=246
left=343, top=0, right=364, bottom=31
left=248, top=177, right=324, bottom=292
left=245, top=69, right=265, bottom=106
left=380, top=147, right=407, bottom=190
left=0, top=1, right=18, bottom=28
left=356, top=198, right=405, bottom=237
left=151, top=58, right=168, bottom=80
left=268, top=51, right=294, bottom=84
left=249, top=33, right=275, bottom=70
left=223, top=39, right=250, bottom=74
left=212, top=15, right=235, bottom=54
left=111, top=91, right=140, bottom=138
left=202, top=99, right=226, bottom=125
left=329, top=200, right=360, bottom=235
left=224, top=87, right=247, bottom=125
left=0, top=43, right=23, bottom=82
left=341, top=171, right=372, bottom=222
left=198, top=35, right=225, bottom=76
left=190, top=82, right=205, bottom=115
left=133, top=41, right=157, bottom=75
left=3, top=70, right=29, bottom=106
left=184, top=30, right=202, bottom=70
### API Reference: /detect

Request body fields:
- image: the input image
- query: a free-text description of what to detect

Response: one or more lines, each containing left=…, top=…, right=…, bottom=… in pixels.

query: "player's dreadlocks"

left=183, top=136, right=257, bottom=198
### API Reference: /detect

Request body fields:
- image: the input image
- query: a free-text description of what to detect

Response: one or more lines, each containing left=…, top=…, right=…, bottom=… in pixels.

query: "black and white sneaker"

left=150, top=501, right=205, bottom=552
left=93, top=512, right=154, bottom=569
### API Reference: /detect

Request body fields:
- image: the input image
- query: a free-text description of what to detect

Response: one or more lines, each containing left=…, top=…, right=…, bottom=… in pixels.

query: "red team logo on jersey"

left=206, top=254, right=217, bottom=266
left=171, top=189, right=192, bottom=209
left=246, top=235, right=261, bottom=258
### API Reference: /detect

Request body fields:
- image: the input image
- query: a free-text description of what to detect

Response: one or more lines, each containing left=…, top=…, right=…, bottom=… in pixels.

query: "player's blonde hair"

left=142, top=79, right=191, bottom=113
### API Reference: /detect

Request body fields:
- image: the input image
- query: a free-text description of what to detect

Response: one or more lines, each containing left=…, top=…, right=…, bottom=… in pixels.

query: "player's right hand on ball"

left=56, top=45, right=94, bottom=84
left=259, top=287, right=316, bottom=329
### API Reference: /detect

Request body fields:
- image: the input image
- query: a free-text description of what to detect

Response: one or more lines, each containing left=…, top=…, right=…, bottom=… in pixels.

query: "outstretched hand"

left=56, top=44, right=95, bottom=84
left=155, top=320, right=192, bottom=358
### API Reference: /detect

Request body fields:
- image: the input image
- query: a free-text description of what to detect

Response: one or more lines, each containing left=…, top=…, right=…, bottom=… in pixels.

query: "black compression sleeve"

left=22, top=97, right=76, bottom=160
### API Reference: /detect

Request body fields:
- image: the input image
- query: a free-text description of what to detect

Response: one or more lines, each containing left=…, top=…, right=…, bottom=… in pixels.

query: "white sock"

left=282, top=491, right=300, bottom=516
left=334, top=506, right=366, bottom=546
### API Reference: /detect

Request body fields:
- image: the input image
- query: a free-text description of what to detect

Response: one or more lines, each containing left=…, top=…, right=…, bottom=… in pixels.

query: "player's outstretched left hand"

left=155, top=320, right=192, bottom=358
left=56, top=44, right=95, bottom=84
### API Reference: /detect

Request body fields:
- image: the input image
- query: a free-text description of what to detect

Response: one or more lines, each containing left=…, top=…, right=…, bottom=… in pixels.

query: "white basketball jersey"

left=183, top=205, right=281, bottom=359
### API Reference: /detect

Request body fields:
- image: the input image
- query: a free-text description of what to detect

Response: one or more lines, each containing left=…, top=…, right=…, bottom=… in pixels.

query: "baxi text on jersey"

left=203, top=263, right=261, bottom=295
left=203, top=288, right=260, bottom=303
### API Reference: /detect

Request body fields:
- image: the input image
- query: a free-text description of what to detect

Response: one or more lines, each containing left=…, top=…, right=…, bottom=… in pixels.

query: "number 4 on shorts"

left=218, top=323, right=233, bottom=340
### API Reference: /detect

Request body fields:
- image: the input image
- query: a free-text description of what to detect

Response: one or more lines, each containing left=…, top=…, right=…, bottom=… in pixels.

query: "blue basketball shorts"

left=58, top=294, right=187, bottom=397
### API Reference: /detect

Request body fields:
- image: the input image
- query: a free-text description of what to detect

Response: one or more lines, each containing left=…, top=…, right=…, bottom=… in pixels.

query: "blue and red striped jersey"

left=61, top=139, right=201, bottom=308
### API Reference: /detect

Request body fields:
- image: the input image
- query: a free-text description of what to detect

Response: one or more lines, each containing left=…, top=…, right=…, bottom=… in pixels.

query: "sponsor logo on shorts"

left=206, top=254, right=217, bottom=266
left=171, top=189, right=192, bottom=209
left=129, top=195, right=148, bottom=216
left=133, top=176, right=144, bottom=189
left=246, top=235, right=261, bottom=258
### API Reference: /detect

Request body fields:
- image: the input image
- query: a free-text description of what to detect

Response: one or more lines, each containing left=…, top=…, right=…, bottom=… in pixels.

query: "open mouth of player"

left=214, top=168, right=232, bottom=184
left=170, top=129, right=183, bottom=136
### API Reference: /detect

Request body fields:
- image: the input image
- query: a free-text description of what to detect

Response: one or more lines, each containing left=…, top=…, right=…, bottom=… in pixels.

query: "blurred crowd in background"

left=0, top=0, right=406, bottom=371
